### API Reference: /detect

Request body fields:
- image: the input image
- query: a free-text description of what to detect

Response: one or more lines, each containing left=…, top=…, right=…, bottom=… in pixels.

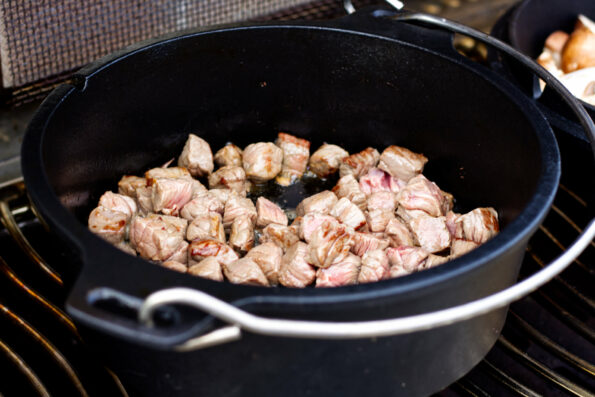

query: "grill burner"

left=0, top=0, right=594, bottom=396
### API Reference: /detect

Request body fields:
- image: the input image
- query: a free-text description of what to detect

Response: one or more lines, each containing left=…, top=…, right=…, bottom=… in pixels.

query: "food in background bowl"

left=537, top=14, right=595, bottom=104
left=88, top=132, right=499, bottom=288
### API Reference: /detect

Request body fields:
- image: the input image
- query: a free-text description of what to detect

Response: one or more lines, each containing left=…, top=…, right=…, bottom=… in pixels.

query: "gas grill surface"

left=0, top=1, right=594, bottom=396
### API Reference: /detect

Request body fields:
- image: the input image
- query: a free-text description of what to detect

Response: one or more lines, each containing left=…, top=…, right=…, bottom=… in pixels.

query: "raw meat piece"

left=386, top=246, right=429, bottom=274
left=275, top=132, right=310, bottom=186
left=377, top=145, right=428, bottom=182
left=223, top=194, right=257, bottom=229
left=256, top=197, right=288, bottom=228
left=117, top=175, right=146, bottom=198
left=208, top=166, right=246, bottom=194
left=309, top=220, right=355, bottom=268
left=186, top=213, right=225, bottom=243
left=116, top=242, right=137, bottom=256
left=98, top=191, right=138, bottom=219
left=214, top=143, right=243, bottom=168
left=88, top=206, right=128, bottom=244
left=145, top=166, right=191, bottom=181
left=188, top=257, right=224, bottom=281
left=189, top=239, right=239, bottom=266
left=358, top=249, right=390, bottom=283
left=229, top=215, right=255, bottom=253
left=423, top=254, right=449, bottom=269
left=365, top=209, right=394, bottom=233
left=445, top=211, right=460, bottom=238
left=129, top=216, right=185, bottom=261
left=450, top=239, right=479, bottom=258
left=209, top=188, right=233, bottom=206
left=242, top=142, right=283, bottom=182
left=296, top=190, right=338, bottom=217
left=359, top=168, right=405, bottom=196
left=366, top=191, right=397, bottom=212
left=309, top=144, right=349, bottom=178
left=164, top=241, right=189, bottom=265
left=151, top=177, right=194, bottom=216
left=339, top=147, right=380, bottom=179
left=245, top=242, right=283, bottom=285
left=278, top=242, right=316, bottom=288
left=146, top=213, right=188, bottom=235
left=177, top=134, right=214, bottom=177
left=397, top=175, right=445, bottom=217
left=222, top=257, right=269, bottom=286
left=408, top=214, right=451, bottom=253
left=135, top=186, right=154, bottom=215
left=385, top=218, right=415, bottom=247
left=351, top=232, right=389, bottom=257
left=333, top=174, right=367, bottom=211
left=260, top=224, right=300, bottom=251
left=330, top=197, right=366, bottom=230
left=161, top=261, right=187, bottom=273
left=455, top=208, right=499, bottom=244
left=316, top=253, right=361, bottom=287
left=180, top=191, right=225, bottom=221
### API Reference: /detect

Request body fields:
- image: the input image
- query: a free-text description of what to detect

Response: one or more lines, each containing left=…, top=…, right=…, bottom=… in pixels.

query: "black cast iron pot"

left=21, top=8, right=565, bottom=397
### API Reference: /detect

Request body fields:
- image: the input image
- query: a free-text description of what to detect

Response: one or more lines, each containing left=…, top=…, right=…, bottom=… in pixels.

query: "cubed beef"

left=187, top=213, right=225, bottom=243
left=135, top=186, right=154, bottom=215
left=330, top=197, right=366, bottom=230
left=339, top=147, right=380, bottom=179
left=377, top=145, right=428, bottom=182
left=177, top=134, right=214, bottom=177
left=385, top=218, right=415, bottom=247
left=309, top=220, right=355, bottom=268
left=366, top=191, right=397, bottom=212
left=333, top=174, right=367, bottom=211
left=275, top=132, right=310, bottom=186
left=118, top=175, right=146, bottom=198
left=189, top=239, right=239, bottom=266
left=351, top=232, right=390, bottom=257
left=145, top=166, right=191, bottom=181
left=386, top=246, right=429, bottom=275
left=358, top=249, right=390, bottom=283
left=180, top=191, right=225, bottom=221
left=365, top=209, right=394, bottom=233
left=164, top=241, right=189, bottom=265
left=423, top=254, right=449, bottom=269
left=229, top=215, right=255, bottom=253
left=245, top=242, right=283, bottom=285
left=359, top=168, right=405, bottom=196
left=450, top=239, right=479, bottom=258
left=208, top=166, right=246, bottom=194
left=223, top=194, right=257, bottom=229
left=408, top=214, right=451, bottom=253
left=214, top=143, right=243, bottom=168
left=455, top=208, right=499, bottom=244
left=260, top=224, right=300, bottom=251
left=299, top=213, right=338, bottom=242
left=88, top=206, right=128, bottom=244
left=151, top=177, right=194, bottom=216
left=256, top=197, right=288, bottom=228
left=278, top=242, right=316, bottom=288
left=296, top=190, right=338, bottom=216
left=316, top=253, right=361, bottom=287
left=188, top=257, right=224, bottom=281
left=397, top=175, right=445, bottom=217
left=309, top=144, right=349, bottom=178
left=161, top=261, right=187, bottom=273
left=129, top=215, right=185, bottom=261
left=222, top=257, right=269, bottom=286
left=243, top=142, right=283, bottom=182
left=98, top=191, right=138, bottom=219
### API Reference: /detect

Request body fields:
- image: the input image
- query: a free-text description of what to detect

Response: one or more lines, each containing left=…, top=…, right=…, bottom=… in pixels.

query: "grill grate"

left=0, top=175, right=593, bottom=397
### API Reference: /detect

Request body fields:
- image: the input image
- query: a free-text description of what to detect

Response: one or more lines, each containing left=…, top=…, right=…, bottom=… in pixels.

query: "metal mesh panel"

left=0, top=0, right=320, bottom=89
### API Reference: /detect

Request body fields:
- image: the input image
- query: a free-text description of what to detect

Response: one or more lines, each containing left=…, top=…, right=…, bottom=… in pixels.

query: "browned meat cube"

left=189, top=239, right=239, bottom=266
left=164, top=241, right=189, bottom=265
left=260, top=224, right=300, bottom=251
left=454, top=208, right=499, bottom=244
left=208, top=166, right=246, bottom=194
left=397, top=175, right=445, bottom=217
left=333, top=174, right=367, bottom=211
left=387, top=246, right=429, bottom=276
left=309, top=144, right=349, bottom=178
left=385, top=218, right=415, bottom=247
left=408, top=213, right=451, bottom=253
left=187, top=213, right=225, bottom=243
left=129, top=216, right=185, bottom=261
left=135, top=185, right=154, bottom=215
left=177, top=134, right=214, bottom=177
left=316, top=253, right=361, bottom=287
left=242, top=142, right=283, bottom=182
left=330, top=197, right=366, bottom=230
left=423, top=254, right=449, bottom=269
left=351, top=232, right=389, bottom=257
left=365, top=209, right=394, bottom=233
left=146, top=213, right=188, bottom=235
left=339, top=147, right=380, bottom=179
left=367, top=191, right=397, bottom=212
left=309, top=220, right=355, bottom=268
left=223, top=194, right=257, bottom=229
left=180, top=191, right=225, bottom=221
left=161, top=261, right=187, bottom=273
left=299, top=213, right=338, bottom=242
left=296, top=190, right=338, bottom=217
left=359, top=168, right=406, bottom=196
left=229, top=215, right=255, bottom=253
left=214, top=143, right=243, bottom=168
left=151, top=177, right=194, bottom=216
left=118, top=175, right=146, bottom=198
left=256, top=197, right=288, bottom=228
left=88, top=206, right=128, bottom=244
left=188, top=257, right=224, bottom=281
left=275, top=132, right=311, bottom=186
left=358, top=249, right=390, bottom=283
left=450, top=239, right=479, bottom=258
left=222, top=257, right=269, bottom=286
left=245, top=242, right=283, bottom=285
left=377, top=145, right=428, bottom=182
left=278, top=242, right=316, bottom=288
left=145, top=166, right=191, bottom=181
left=98, top=191, right=138, bottom=219
left=445, top=211, right=460, bottom=238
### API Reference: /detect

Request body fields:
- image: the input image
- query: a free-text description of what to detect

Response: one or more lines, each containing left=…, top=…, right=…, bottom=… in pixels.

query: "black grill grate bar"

left=0, top=303, right=89, bottom=397
left=453, top=379, right=492, bottom=397
left=479, top=360, right=541, bottom=397
left=558, top=184, right=588, bottom=208
left=550, top=205, right=595, bottom=250
left=508, top=311, right=595, bottom=377
left=497, top=336, right=595, bottom=397
left=537, top=224, right=591, bottom=272
left=0, top=337, right=50, bottom=397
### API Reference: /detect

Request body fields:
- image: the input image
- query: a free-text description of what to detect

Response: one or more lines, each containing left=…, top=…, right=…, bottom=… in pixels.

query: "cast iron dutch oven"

left=20, top=7, right=594, bottom=397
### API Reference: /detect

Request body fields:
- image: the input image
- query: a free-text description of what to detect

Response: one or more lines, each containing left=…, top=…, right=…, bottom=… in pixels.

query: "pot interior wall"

left=41, top=26, right=542, bottom=229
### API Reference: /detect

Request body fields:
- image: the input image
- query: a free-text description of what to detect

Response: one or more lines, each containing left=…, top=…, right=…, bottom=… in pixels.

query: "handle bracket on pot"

left=134, top=12, right=595, bottom=351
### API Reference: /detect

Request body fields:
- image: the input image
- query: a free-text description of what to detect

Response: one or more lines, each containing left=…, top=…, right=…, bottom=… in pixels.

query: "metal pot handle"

left=138, top=12, right=595, bottom=351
